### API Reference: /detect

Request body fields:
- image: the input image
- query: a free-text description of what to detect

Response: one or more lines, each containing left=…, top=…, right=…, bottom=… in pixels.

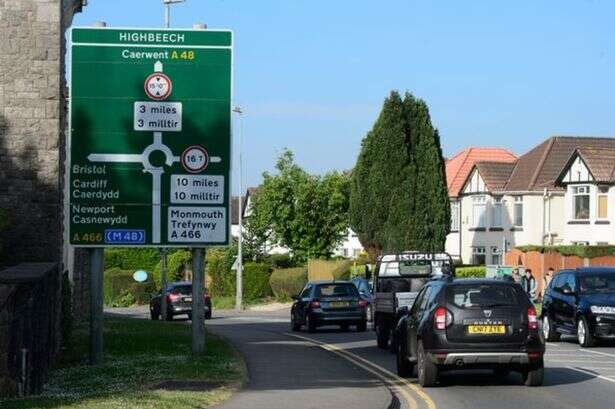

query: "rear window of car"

left=447, top=284, right=520, bottom=308
left=315, top=284, right=358, bottom=298
left=171, top=285, right=192, bottom=295
left=578, top=274, right=615, bottom=294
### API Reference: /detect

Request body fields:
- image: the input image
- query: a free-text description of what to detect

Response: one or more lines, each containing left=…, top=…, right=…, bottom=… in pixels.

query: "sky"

left=72, top=0, right=615, bottom=193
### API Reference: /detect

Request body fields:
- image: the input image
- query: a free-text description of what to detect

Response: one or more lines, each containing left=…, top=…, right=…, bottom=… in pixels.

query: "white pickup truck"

left=373, top=252, right=455, bottom=351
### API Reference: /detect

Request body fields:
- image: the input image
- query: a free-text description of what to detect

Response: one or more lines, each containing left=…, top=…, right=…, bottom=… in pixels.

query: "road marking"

left=567, top=366, right=615, bottom=384
left=546, top=359, right=615, bottom=364
left=579, top=349, right=615, bottom=358
left=286, top=333, right=437, bottom=409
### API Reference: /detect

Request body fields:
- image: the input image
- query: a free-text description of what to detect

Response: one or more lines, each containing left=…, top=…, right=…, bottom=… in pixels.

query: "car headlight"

left=590, top=305, right=615, bottom=314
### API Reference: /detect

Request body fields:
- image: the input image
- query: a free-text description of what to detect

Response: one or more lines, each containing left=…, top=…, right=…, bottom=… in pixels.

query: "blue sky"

left=73, top=0, right=615, bottom=192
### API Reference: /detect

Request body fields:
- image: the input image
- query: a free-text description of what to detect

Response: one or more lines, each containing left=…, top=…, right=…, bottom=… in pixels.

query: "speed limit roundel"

left=144, top=72, right=172, bottom=101
left=181, top=145, right=209, bottom=173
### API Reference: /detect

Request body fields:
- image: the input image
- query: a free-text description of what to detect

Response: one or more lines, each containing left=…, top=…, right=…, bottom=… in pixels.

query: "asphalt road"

left=108, top=307, right=615, bottom=409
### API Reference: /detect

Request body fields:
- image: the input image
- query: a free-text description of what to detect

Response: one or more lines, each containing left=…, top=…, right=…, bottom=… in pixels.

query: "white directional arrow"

left=87, top=153, right=142, bottom=163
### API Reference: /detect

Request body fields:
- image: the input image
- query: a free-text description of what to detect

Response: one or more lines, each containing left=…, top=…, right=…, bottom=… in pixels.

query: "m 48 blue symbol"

left=104, top=229, right=146, bottom=244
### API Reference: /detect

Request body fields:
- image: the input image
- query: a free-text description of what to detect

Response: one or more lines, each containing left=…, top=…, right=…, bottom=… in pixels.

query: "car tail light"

left=434, top=307, right=452, bottom=330
left=310, top=300, right=321, bottom=309
left=358, top=299, right=368, bottom=308
left=168, top=294, right=180, bottom=302
left=528, top=306, right=538, bottom=330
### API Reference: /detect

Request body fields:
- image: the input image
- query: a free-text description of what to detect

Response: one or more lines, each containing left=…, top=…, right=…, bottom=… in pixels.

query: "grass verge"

left=1, top=316, right=245, bottom=409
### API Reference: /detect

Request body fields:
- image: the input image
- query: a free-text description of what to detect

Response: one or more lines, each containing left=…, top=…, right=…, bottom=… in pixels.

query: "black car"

left=149, top=281, right=212, bottom=321
left=352, top=277, right=374, bottom=321
left=542, top=267, right=615, bottom=347
left=395, top=278, right=545, bottom=387
left=291, top=281, right=368, bottom=332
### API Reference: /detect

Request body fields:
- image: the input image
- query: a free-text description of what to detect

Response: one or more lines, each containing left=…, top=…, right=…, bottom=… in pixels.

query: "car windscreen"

left=578, top=274, right=615, bottom=294
left=171, top=285, right=192, bottom=295
left=447, top=284, right=520, bottom=308
left=315, top=284, right=359, bottom=298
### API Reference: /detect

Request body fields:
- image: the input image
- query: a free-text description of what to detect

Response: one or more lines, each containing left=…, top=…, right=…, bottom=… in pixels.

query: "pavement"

left=106, top=306, right=615, bottom=409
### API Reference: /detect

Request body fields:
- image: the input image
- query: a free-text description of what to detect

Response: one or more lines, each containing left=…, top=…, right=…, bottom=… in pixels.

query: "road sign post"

left=69, top=27, right=232, bottom=362
left=191, top=248, right=205, bottom=354
left=90, top=248, right=104, bottom=365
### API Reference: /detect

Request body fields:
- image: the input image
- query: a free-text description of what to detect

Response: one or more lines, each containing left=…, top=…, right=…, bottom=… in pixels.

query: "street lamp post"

left=233, top=106, right=244, bottom=311
left=163, top=0, right=185, bottom=28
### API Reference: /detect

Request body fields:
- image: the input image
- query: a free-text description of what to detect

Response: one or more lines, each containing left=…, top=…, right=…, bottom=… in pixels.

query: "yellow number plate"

left=467, top=325, right=505, bottom=334
left=330, top=301, right=350, bottom=308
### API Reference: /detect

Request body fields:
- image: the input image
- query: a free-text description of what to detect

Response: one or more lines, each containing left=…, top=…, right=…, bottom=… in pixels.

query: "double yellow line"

left=286, top=333, right=436, bottom=409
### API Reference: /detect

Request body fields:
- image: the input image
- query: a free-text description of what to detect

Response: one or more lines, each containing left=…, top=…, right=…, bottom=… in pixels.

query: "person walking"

left=521, top=268, right=537, bottom=301
left=539, top=267, right=555, bottom=300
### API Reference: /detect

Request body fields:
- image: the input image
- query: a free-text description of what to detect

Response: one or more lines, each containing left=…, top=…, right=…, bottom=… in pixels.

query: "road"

left=108, top=307, right=615, bottom=409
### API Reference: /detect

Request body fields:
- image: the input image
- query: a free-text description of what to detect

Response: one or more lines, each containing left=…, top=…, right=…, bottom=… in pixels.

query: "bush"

left=207, top=248, right=235, bottom=297
left=515, top=245, right=615, bottom=259
left=270, top=267, right=308, bottom=300
left=152, top=250, right=192, bottom=288
left=104, top=267, right=156, bottom=307
left=264, top=253, right=296, bottom=269
left=243, top=262, right=272, bottom=301
left=308, top=259, right=353, bottom=281
left=331, top=259, right=353, bottom=280
left=456, top=266, right=486, bottom=278
left=105, top=248, right=160, bottom=273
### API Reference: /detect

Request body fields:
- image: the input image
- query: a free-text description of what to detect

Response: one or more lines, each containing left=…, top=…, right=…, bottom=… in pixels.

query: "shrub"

left=264, top=253, right=296, bottom=269
left=456, top=266, right=486, bottom=278
left=104, top=267, right=156, bottom=307
left=152, top=250, right=192, bottom=288
left=207, top=248, right=235, bottom=297
left=270, top=267, right=308, bottom=300
left=243, top=262, right=272, bottom=301
left=105, top=248, right=159, bottom=274
left=515, top=245, right=615, bottom=259
left=308, top=259, right=353, bottom=281
left=331, top=259, right=353, bottom=280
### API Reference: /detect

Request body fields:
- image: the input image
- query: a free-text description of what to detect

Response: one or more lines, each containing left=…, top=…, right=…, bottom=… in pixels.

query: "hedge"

left=207, top=248, right=235, bottom=297
left=456, top=266, right=486, bottom=278
left=308, top=259, right=353, bottom=281
left=243, top=262, right=273, bottom=301
left=152, top=250, right=191, bottom=288
left=104, top=267, right=156, bottom=307
left=515, top=245, right=615, bottom=259
left=331, top=259, right=353, bottom=280
left=105, top=248, right=160, bottom=274
left=270, top=267, right=308, bottom=300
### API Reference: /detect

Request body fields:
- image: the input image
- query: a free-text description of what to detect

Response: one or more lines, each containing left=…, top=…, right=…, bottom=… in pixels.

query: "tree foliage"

left=246, top=150, right=350, bottom=262
left=350, top=91, right=449, bottom=258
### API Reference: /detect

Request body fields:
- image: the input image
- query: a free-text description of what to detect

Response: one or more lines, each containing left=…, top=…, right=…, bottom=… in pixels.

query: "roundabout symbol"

left=182, top=145, right=209, bottom=173
left=144, top=72, right=172, bottom=100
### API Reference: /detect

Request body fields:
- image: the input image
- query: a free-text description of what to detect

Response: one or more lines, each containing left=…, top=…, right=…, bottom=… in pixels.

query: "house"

left=447, top=137, right=615, bottom=265
left=445, top=147, right=518, bottom=262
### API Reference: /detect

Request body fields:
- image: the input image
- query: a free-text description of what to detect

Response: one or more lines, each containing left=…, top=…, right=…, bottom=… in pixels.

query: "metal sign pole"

left=191, top=248, right=205, bottom=354
left=160, top=249, right=168, bottom=320
left=90, top=248, right=104, bottom=365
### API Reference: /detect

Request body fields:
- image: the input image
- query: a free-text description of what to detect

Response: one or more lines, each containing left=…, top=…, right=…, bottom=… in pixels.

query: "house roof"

left=474, top=161, right=516, bottom=191
left=446, top=147, right=517, bottom=197
left=563, top=147, right=615, bottom=183
left=231, top=187, right=259, bottom=225
left=505, top=136, right=615, bottom=191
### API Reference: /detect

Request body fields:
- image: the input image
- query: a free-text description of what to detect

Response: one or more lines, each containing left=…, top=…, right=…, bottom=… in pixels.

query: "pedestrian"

left=521, top=268, right=537, bottom=300
left=539, top=267, right=555, bottom=300
left=512, top=270, right=521, bottom=284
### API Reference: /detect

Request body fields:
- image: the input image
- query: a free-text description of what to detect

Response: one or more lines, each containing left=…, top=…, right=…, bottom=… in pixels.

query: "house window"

left=572, top=241, right=589, bottom=246
left=597, top=186, right=609, bottom=220
left=572, top=185, right=590, bottom=220
left=491, top=246, right=502, bottom=265
left=451, top=201, right=460, bottom=231
left=513, top=196, right=523, bottom=227
left=492, top=196, right=503, bottom=227
left=472, top=247, right=486, bottom=265
left=472, top=196, right=486, bottom=228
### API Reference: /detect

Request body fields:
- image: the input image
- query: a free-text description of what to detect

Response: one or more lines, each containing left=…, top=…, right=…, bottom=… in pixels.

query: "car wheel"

left=357, top=320, right=367, bottom=332
left=291, top=313, right=301, bottom=332
left=543, top=315, right=561, bottom=342
left=307, top=314, right=317, bottom=333
left=396, top=342, right=413, bottom=377
left=205, top=310, right=212, bottom=320
left=577, top=317, right=596, bottom=347
left=376, top=323, right=389, bottom=349
left=150, top=309, right=159, bottom=321
left=417, top=341, right=438, bottom=387
left=522, top=359, right=544, bottom=386
left=187, top=312, right=192, bottom=321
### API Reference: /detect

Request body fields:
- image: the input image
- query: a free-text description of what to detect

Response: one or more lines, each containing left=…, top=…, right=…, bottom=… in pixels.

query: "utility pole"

left=233, top=106, right=244, bottom=311
left=163, top=0, right=186, bottom=28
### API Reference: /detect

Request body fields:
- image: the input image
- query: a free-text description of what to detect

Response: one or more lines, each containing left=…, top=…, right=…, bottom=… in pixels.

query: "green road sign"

left=69, top=27, right=232, bottom=247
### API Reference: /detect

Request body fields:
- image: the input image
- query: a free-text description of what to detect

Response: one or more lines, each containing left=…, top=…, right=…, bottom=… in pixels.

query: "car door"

left=550, top=273, right=568, bottom=327
left=297, top=285, right=312, bottom=324
left=408, top=286, right=431, bottom=359
left=560, top=274, right=578, bottom=331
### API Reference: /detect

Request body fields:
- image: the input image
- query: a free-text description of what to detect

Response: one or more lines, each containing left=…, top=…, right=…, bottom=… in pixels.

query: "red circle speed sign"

left=181, top=145, right=209, bottom=173
left=144, top=72, right=172, bottom=101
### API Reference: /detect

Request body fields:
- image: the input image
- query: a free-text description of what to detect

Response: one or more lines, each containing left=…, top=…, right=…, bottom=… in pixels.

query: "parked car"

left=352, top=277, right=374, bottom=321
left=149, top=281, right=212, bottom=321
left=395, top=278, right=545, bottom=387
left=291, top=281, right=368, bottom=332
left=542, top=267, right=615, bottom=347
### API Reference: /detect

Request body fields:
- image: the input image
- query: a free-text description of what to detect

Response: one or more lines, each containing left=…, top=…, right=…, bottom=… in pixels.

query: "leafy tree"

left=246, top=150, right=350, bottom=262
left=350, top=91, right=449, bottom=258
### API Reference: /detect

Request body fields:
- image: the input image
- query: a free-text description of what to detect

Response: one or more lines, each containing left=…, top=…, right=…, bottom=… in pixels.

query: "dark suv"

left=542, top=267, right=615, bottom=347
left=395, top=278, right=544, bottom=387
left=150, top=281, right=212, bottom=321
left=291, top=281, right=368, bottom=332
